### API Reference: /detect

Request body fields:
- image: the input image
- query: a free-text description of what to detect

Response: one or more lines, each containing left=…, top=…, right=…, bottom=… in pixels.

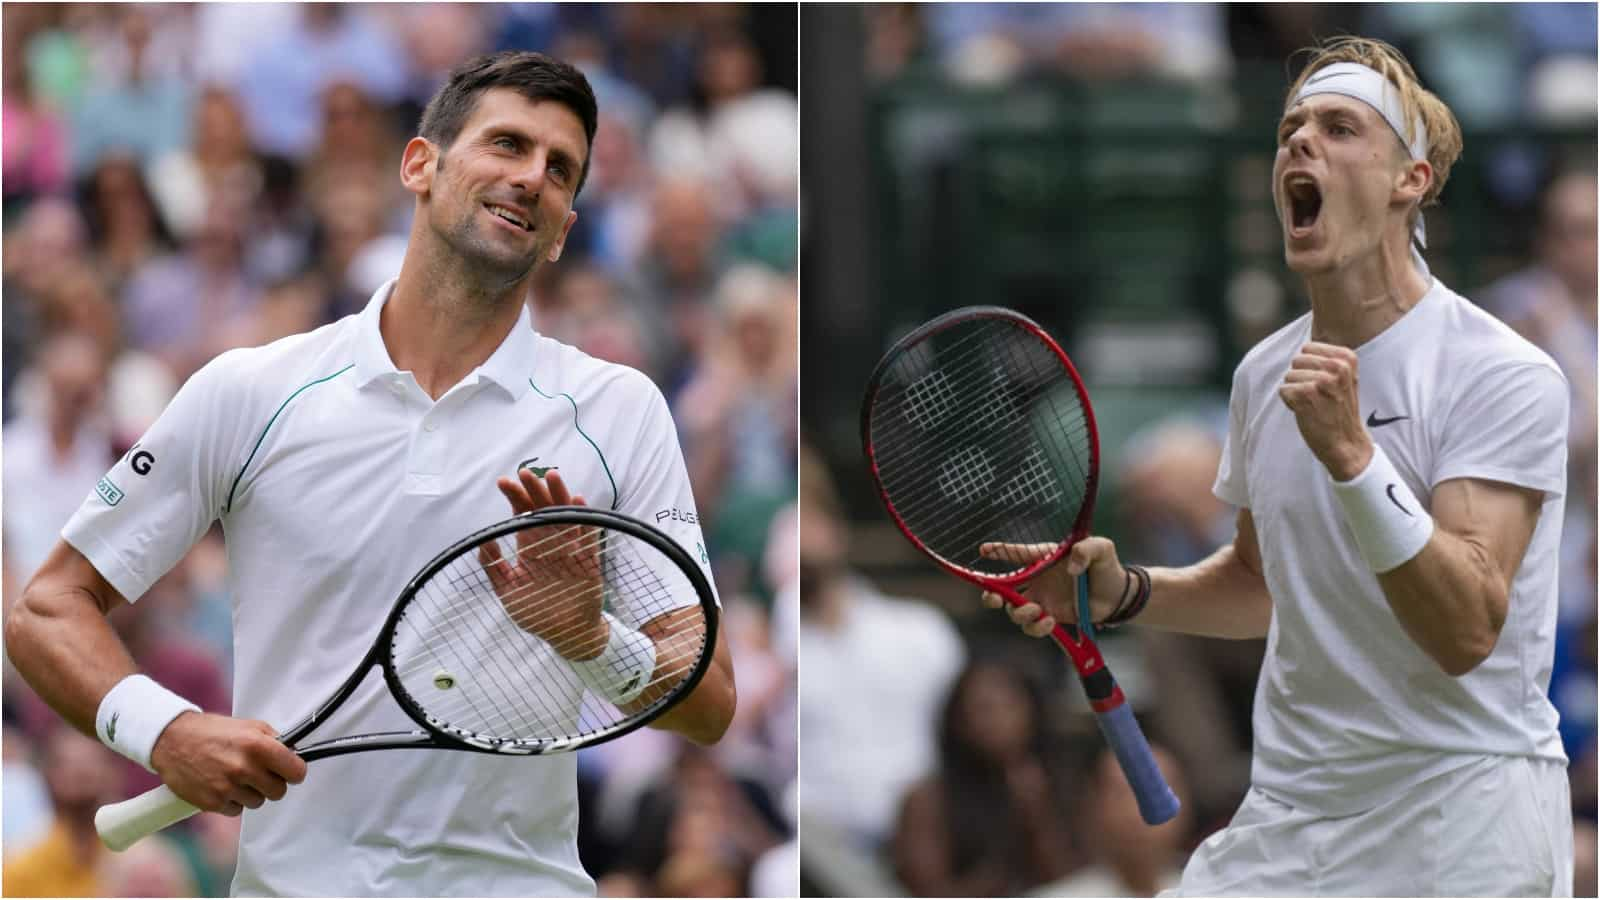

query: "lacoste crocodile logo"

left=518, top=457, right=559, bottom=478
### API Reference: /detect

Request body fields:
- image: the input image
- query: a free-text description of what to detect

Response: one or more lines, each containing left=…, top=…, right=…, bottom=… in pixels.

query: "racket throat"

left=1079, top=667, right=1125, bottom=713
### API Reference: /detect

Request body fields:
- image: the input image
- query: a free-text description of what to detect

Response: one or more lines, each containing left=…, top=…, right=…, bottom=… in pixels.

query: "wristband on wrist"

left=95, top=674, right=200, bottom=773
left=1330, top=443, right=1435, bottom=573
left=569, top=612, right=657, bottom=705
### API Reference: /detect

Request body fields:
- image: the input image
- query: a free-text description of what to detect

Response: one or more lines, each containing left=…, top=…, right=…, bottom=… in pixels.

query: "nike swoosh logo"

left=1303, top=71, right=1343, bottom=87
left=1386, top=484, right=1413, bottom=517
left=1367, top=412, right=1409, bottom=428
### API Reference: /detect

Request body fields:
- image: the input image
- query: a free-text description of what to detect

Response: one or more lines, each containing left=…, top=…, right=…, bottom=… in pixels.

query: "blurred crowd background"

left=801, top=3, right=1596, bottom=897
left=1, top=3, right=797, bottom=897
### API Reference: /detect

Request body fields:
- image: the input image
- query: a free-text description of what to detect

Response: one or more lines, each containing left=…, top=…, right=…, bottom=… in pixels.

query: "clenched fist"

left=1278, top=342, right=1374, bottom=482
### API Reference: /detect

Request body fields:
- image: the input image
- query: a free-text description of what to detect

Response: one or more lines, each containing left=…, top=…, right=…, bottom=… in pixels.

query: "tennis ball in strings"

left=433, top=670, right=456, bottom=690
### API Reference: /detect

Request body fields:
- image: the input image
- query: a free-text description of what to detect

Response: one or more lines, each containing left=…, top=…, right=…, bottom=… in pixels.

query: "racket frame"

left=860, top=306, right=1110, bottom=674
left=861, top=305, right=1102, bottom=588
left=860, top=305, right=1179, bottom=825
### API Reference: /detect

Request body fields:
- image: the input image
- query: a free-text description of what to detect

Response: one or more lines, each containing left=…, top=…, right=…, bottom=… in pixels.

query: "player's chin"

left=464, top=237, right=543, bottom=276
left=1282, top=239, right=1337, bottom=275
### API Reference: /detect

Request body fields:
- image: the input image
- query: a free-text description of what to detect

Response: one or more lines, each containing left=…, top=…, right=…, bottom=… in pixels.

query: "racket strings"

left=870, top=331, right=1093, bottom=492
left=869, top=318, right=1094, bottom=575
left=403, top=526, right=690, bottom=667
left=870, top=324, right=1091, bottom=468
left=388, top=523, right=708, bottom=745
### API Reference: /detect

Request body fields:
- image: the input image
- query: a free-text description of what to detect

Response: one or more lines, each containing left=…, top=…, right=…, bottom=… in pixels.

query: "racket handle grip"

left=96, top=784, right=201, bottom=851
left=1093, top=702, right=1181, bottom=826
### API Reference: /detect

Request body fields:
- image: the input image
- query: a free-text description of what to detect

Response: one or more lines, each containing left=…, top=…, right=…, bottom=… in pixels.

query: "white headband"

left=1292, top=61, right=1431, bottom=259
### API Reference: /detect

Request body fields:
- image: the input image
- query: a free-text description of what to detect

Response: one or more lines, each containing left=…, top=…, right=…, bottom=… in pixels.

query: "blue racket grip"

left=1075, top=572, right=1095, bottom=643
left=1093, top=701, right=1181, bottom=825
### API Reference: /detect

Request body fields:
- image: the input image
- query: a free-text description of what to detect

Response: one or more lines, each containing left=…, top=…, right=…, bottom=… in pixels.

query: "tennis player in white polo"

left=6, top=51, right=737, bottom=897
left=985, top=37, right=1573, bottom=895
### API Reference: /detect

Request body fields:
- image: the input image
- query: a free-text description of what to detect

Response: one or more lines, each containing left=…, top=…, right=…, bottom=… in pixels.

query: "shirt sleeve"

left=1213, top=361, right=1251, bottom=508
left=1433, top=360, right=1569, bottom=498
left=612, top=374, right=722, bottom=611
left=61, top=355, right=245, bottom=602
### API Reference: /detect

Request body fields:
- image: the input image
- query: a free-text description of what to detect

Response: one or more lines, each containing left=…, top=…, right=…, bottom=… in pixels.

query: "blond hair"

left=1284, top=36, right=1463, bottom=219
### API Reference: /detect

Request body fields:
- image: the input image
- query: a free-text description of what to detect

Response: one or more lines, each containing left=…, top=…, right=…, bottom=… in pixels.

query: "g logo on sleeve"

left=129, top=445, right=155, bottom=476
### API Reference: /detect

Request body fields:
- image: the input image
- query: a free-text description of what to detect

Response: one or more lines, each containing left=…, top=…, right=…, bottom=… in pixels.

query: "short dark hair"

left=418, top=51, right=599, bottom=196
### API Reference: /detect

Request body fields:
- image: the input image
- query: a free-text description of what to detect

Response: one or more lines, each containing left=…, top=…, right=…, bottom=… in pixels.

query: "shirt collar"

left=350, top=279, right=535, bottom=400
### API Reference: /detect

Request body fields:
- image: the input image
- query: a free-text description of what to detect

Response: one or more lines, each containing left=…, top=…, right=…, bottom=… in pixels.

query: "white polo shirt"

left=1215, top=277, right=1569, bottom=818
left=63, top=280, right=717, bottom=897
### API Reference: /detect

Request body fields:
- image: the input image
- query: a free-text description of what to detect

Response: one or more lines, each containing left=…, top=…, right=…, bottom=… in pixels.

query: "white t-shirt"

left=63, top=281, right=716, bottom=896
left=1215, top=278, right=1569, bottom=817
left=798, top=577, right=966, bottom=843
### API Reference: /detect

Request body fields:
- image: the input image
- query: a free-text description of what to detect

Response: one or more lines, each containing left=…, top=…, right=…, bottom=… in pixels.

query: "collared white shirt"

left=64, top=280, right=716, bottom=896
left=1215, top=278, right=1568, bottom=817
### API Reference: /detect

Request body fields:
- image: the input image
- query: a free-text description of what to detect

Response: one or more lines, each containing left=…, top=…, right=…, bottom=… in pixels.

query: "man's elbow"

left=5, top=582, right=47, bottom=662
left=1435, top=597, right=1506, bottom=677
left=681, top=679, right=737, bottom=746
left=1435, top=644, right=1492, bottom=677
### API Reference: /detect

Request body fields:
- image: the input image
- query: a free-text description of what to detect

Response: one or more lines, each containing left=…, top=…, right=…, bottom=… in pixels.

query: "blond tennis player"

left=987, top=37, right=1572, bottom=896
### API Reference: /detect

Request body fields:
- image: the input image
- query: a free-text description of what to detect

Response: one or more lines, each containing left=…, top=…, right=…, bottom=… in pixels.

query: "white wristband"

left=95, top=674, right=200, bottom=773
left=1330, top=443, right=1435, bottom=573
left=569, top=613, right=656, bottom=705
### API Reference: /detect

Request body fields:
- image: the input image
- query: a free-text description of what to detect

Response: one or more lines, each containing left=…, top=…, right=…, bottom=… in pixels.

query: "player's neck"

left=386, top=252, right=531, bottom=400
left=1303, top=234, right=1430, bottom=348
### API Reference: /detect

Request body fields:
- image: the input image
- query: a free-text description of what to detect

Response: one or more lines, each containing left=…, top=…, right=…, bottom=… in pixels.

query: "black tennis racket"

left=861, top=305, right=1179, bottom=825
left=95, top=506, right=718, bottom=851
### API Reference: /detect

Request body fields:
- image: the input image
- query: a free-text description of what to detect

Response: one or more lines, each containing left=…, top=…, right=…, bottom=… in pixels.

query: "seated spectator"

left=927, top=3, right=1230, bottom=85
left=798, top=441, right=965, bottom=851
left=2, top=198, right=92, bottom=411
left=1, top=727, right=52, bottom=859
left=2, top=331, right=114, bottom=585
left=69, top=6, right=192, bottom=176
left=147, top=85, right=265, bottom=242
left=1, top=728, right=124, bottom=897
left=79, top=152, right=177, bottom=296
left=1049, top=744, right=1193, bottom=897
left=1119, top=417, right=1261, bottom=830
left=230, top=4, right=409, bottom=161
left=97, top=834, right=198, bottom=898
left=2, top=33, right=71, bottom=206
left=892, top=659, right=1082, bottom=896
left=120, top=194, right=263, bottom=379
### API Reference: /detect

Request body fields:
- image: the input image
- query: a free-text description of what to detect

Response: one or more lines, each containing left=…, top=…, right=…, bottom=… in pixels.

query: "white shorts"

left=1167, top=755, right=1573, bottom=897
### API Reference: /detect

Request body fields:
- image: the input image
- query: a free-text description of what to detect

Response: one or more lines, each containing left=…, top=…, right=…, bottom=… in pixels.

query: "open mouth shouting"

left=484, top=202, right=534, bottom=233
left=1282, top=173, right=1323, bottom=240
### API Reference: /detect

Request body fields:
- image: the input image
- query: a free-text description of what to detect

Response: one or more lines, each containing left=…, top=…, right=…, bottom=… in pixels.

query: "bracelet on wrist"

left=1101, top=565, right=1151, bottom=629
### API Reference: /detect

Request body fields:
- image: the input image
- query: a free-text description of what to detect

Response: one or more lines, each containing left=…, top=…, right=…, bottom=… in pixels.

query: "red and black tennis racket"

left=860, top=305, right=1179, bottom=825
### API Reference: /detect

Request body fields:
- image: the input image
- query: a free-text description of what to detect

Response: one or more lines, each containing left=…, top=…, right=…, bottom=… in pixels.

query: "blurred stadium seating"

left=802, top=4, right=1595, bottom=896
left=1, top=4, right=796, bottom=897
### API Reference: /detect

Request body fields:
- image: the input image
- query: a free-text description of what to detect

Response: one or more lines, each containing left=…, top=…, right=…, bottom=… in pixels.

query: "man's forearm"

left=644, top=623, right=736, bottom=745
left=1140, top=544, right=1273, bottom=640
left=1377, top=530, right=1506, bottom=676
left=5, top=581, right=138, bottom=735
